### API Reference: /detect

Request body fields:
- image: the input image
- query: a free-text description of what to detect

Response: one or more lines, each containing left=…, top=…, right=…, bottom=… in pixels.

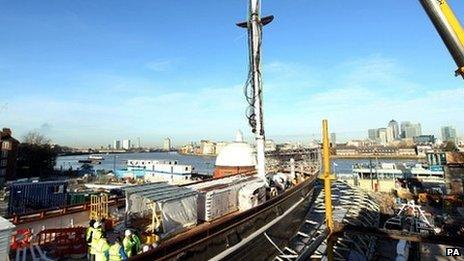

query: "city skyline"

left=2, top=120, right=461, bottom=149
left=69, top=120, right=462, bottom=149
left=1, top=1, right=463, bottom=147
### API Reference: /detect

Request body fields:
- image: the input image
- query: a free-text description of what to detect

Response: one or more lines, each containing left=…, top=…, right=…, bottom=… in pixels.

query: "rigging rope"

left=242, top=18, right=264, bottom=134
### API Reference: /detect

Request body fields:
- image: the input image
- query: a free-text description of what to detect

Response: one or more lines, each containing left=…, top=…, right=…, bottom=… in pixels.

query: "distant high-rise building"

left=414, top=123, right=422, bottom=136
left=441, top=126, right=457, bottom=143
left=400, top=121, right=411, bottom=138
left=378, top=128, right=387, bottom=145
left=137, top=137, right=141, bottom=148
left=122, top=139, right=131, bottom=150
left=113, top=140, right=121, bottom=149
left=330, top=133, right=337, bottom=148
left=388, top=120, right=399, bottom=139
left=164, top=137, right=171, bottom=151
left=405, top=123, right=422, bottom=138
left=404, top=126, right=415, bottom=138
left=386, top=126, right=395, bottom=143
left=368, top=129, right=378, bottom=141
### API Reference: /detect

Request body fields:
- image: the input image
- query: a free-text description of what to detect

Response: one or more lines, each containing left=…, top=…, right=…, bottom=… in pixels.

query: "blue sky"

left=0, top=0, right=463, bottom=147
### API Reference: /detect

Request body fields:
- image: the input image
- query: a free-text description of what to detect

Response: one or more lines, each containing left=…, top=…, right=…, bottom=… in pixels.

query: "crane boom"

left=419, top=0, right=464, bottom=78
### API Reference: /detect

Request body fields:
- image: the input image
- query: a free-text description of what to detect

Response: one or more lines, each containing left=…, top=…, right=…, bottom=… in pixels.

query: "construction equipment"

left=89, top=193, right=109, bottom=221
left=419, top=0, right=464, bottom=77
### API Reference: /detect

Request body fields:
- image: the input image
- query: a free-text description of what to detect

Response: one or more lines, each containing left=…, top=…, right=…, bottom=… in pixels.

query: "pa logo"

left=446, top=248, right=462, bottom=256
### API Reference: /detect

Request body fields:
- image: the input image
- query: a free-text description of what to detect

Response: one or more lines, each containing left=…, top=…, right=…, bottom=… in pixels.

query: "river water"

left=56, top=152, right=419, bottom=176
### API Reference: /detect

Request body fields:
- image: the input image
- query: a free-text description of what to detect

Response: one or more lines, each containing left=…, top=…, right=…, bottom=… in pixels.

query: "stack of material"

left=124, top=182, right=198, bottom=238
left=0, top=216, right=15, bottom=260
left=189, top=175, right=265, bottom=221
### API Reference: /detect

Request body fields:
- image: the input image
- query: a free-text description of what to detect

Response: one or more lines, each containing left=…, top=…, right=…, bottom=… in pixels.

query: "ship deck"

left=132, top=174, right=317, bottom=260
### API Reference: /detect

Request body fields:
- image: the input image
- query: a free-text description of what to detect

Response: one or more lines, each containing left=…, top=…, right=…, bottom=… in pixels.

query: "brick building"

left=0, top=128, right=19, bottom=185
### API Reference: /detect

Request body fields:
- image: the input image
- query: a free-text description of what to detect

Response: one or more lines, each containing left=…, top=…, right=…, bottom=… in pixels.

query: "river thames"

left=55, top=152, right=419, bottom=176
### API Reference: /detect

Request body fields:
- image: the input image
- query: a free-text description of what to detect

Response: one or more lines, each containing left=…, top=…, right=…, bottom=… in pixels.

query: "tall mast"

left=237, top=0, right=273, bottom=180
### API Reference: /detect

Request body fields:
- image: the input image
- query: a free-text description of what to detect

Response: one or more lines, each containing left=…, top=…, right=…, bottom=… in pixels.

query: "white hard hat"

left=142, top=245, right=150, bottom=252
left=125, top=229, right=132, bottom=237
left=93, top=221, right=101, bottom=228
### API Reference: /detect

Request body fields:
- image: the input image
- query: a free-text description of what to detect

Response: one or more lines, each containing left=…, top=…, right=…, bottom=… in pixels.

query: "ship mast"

left=237, top=0, right=273, bottom=180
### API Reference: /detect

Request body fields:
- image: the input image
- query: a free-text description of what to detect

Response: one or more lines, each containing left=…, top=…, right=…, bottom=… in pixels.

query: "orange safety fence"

left=35, top=227, right=87, bottom=257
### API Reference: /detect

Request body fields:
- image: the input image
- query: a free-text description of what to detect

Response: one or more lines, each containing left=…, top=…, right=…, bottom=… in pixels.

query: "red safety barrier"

left=10, top=228, right=32, bottom=250
left=36, top=227, right=87, bottom=258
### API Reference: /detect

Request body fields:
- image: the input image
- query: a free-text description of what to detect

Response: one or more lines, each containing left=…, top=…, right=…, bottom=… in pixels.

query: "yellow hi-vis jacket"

left=109, top=242, right=128, bottom=261
left=122, top=236, right=134, bottom=257
left=86, top=226, right=94, bottom=244
left=95, top=238, right=110, bottom=261
left=90, top=228, right=103, bottom=255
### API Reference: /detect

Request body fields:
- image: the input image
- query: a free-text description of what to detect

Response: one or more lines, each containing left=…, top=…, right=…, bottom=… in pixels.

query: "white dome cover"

left=215, top=131, right=257, bottom=167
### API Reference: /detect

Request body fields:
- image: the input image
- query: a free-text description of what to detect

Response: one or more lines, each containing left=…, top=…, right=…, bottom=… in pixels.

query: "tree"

left=22, top=131, right=51, bottom=145
left=443, top=141, right=458, bottom=152
left=17, top=131, right=57, bottom=178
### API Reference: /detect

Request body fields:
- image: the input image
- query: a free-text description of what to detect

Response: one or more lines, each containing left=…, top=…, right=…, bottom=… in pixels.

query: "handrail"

left=8, top=196, right=125, bottom=225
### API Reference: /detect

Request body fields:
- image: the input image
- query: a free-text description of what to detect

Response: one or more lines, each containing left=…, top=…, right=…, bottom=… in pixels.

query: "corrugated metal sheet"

left=0, top=216, right=15, bottom=260
left=8, top=181, right=68, bottom=215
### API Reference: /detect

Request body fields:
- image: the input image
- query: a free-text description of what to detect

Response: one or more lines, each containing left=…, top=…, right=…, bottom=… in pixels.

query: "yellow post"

left=322, top=119, right=334, bottom=233
left=148, top=203, right=160, bottom=245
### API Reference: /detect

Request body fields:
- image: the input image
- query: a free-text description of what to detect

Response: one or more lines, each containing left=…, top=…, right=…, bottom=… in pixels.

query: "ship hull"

left=132, top=174, right=317, bottom=260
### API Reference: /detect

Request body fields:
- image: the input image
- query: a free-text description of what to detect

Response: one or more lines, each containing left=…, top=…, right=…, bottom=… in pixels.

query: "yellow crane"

left=420, top=0, right=464, bottom=78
